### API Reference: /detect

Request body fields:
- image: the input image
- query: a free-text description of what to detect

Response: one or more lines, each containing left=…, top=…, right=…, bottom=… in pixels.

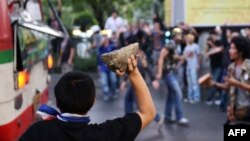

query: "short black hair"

left=54, top=71, right=96, bottom=114
left=231, top=36, right=250, bottom=59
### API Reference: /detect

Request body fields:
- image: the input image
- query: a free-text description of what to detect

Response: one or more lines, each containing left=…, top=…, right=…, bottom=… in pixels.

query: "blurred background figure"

left=91, top=25, right=102, bottom=54
left=98, top=36, right=118, bottom=101
left=172, top=28, right=186, bottom=92
left=152, top=21, right=164, bottom=66
left=154, top=43, right=189, bottom=125
left=105, top=10, right=124, bottom=33
left=205, top=31, right=223, bottom=106
left=208, top=36, right=250, bottom=125
left=120, top=48, right=164, bottom=126
left=141, top=22, right=153, bottom=65
left=48, top=0, right=62, bottom=71
left=184, top=33, right=201, bottom=103
left=60, top=29, right=76, bottom=74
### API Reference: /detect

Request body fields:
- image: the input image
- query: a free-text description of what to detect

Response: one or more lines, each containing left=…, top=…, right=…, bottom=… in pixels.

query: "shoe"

left=189, top=100, right=195, bottom=104
left=183, top=98, right=189, bottom=103
left=178, top=118, right=189, bottom=125
left=165, top=117, right=176, bottom=123
left=205, top=100, right=213, bottom=106
left=157, top=115, right=165, bottom=126
left=157, top=115, right=165, bottom=132
left=214, top=100, right=221, bottom=106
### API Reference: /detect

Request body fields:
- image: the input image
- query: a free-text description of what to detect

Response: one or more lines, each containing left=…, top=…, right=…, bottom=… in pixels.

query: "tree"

left=43, top=0, right=155, bottom=30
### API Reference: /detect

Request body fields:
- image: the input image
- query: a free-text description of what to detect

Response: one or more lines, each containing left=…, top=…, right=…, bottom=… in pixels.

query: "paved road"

left=48, top=73, right=226, bottom=141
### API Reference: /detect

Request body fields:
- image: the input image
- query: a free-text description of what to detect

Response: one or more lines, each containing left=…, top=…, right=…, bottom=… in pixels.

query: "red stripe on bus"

left=0, top=43, right=12, bottom=51
left=0, top=0, right=13, bottom=51
left=0, top=87, right=48, bottom=141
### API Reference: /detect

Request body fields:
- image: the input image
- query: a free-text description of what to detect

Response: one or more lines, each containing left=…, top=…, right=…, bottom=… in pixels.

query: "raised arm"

left=117, top=55, right=156, bottom=130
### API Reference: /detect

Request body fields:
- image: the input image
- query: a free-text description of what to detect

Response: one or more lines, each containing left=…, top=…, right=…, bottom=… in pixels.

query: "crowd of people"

left=91, top=10, right=250, bottom=126
left=46, top=6, right=250, bottom=126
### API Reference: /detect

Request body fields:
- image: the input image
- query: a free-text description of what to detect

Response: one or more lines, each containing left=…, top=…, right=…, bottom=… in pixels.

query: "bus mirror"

left=19, top=21, right=64, bottom=38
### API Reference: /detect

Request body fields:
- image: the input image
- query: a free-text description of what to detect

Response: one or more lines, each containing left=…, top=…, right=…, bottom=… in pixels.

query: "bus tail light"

left=17, top=71, right=29, bottom=89
left=47, top=54, right=53, bottom=69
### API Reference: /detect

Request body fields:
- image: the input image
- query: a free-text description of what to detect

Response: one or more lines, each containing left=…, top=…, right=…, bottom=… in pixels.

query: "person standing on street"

left=60, top=33, right=76, bottom=74
left=105, top=10, right=124, bottom=33
left=208, top=36, right=250, bottom=125
left=153, top=43, right=189, bottom=125
left=183, top=33, right=201, bottom=103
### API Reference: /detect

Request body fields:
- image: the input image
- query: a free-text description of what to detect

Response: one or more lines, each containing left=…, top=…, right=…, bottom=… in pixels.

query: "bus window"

left=17, top=26, right=49, bottom=69
left=15, top=10, right=63, bottom=69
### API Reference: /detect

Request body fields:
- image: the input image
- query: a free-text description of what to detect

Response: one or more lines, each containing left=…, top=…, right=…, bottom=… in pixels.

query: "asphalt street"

left=48, top=73, right=226, bottom=141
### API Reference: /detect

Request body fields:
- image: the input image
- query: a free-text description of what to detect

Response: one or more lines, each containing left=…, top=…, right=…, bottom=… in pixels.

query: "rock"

left=101, top=43, right=139, bottom=72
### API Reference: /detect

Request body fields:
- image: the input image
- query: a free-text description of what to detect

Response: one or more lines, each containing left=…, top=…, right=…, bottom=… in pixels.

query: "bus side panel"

left=0, top=0, right=13, bottom=51
left=0, top=88, right=48, bottom=141
left=0, top=104, right=33, bottom=141
left=0, top=62, right=49, bottom=141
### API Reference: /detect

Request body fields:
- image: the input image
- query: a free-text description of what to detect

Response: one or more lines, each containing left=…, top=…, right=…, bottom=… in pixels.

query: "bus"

left=0, top=0, right=63, bottom=140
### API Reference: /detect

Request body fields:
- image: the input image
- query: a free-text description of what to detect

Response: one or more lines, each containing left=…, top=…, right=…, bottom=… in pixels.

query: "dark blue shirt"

left=98, top=43, right=116, bottom=72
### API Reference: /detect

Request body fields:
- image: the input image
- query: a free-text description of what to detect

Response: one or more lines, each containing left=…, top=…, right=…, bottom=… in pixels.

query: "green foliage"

left=115, top=0, right=153, bottom=23
left=42, top=0, right=156, bottom=29
left=60, top=6, right=75, bottom=28
left=74, top=11, right=98, bottom=30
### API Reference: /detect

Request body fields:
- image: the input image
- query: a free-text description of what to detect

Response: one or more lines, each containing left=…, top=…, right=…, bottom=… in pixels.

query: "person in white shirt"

left=183, top=33, right=201, bottom=103
left=105, top=10, right=123, bottom=33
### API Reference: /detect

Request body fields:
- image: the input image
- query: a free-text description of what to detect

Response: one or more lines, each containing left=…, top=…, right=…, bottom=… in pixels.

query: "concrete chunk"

left=101, top=43, right=139, bottom=72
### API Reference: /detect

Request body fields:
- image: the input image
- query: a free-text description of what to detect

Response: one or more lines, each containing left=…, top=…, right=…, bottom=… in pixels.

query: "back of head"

left=54, top=71, right=96, bottom=115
